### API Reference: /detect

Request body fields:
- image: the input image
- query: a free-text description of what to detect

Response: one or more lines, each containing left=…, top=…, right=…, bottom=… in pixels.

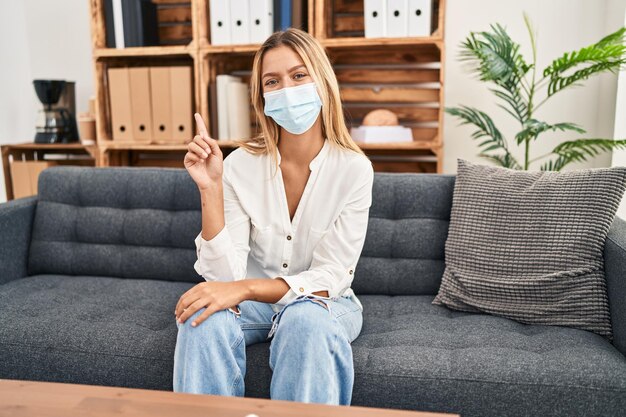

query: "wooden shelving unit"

left=1, top=143, right=99, bottom=201
left=87, top=0, right=446, bottom=173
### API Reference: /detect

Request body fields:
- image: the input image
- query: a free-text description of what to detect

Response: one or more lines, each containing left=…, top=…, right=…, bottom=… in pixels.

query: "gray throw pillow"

left=433, top=158, right=626, bottom=340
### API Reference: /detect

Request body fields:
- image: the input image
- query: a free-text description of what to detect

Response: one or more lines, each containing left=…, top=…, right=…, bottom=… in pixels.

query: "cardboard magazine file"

left=10, top=160, right=56, bottom=199
left=151, top=66, right=192, bottom=144
left=170, top=66, right=193, bottom=144
left=128, top=67, right=153, bottom=143
left=150, top=66, right=172, bottom=143
left=107, top=67, right=134, bottom=142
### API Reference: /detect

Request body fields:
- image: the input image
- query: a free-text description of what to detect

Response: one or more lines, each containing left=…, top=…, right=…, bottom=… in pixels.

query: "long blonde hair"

left=235, top=28, right=367, bottom=175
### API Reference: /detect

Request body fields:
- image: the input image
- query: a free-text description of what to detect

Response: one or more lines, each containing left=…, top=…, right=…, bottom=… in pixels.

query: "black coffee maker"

left=33, top=79, right=80, bottom=144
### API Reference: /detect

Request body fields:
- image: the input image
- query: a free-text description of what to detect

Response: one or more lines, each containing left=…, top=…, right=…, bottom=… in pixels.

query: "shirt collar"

left=276, top=139, right=330, bottom=171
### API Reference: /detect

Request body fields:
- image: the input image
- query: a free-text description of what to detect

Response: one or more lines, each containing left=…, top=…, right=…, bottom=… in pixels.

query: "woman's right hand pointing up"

left=184, top=113, right=224, bottom=190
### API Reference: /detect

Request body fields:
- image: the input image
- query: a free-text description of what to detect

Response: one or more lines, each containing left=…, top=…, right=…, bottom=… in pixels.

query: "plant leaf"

left=515, top=119, right=586, bottom=145
left=540, top=138, right=626, bottom=170
left=446, top=105, right=522, bottom=169
left=491, top=87, right=529, bottom=123
left=543, top=27, right=626, bottom=96
left=461, top=23, right=531, bottom=84
left=479, top=153, right=522, bottom=169
left=459, top=23, right=531, bottom=124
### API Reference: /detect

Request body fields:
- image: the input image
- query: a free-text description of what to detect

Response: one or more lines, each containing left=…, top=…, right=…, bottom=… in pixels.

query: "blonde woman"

left=173, top=28, right=374, bottom=405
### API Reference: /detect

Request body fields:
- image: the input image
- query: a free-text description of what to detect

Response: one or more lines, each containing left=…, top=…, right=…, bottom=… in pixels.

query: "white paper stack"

left=350, top=126, right=414, bottom=143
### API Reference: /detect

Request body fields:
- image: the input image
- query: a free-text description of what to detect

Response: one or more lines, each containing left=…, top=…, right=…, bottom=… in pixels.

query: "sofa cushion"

left=0, top=274, right=190, bottom=389
left=1, top=276, right=624, bottom=417
left=28, top=167, right=204, bottom=283
left=27, top=166, right=458, bottom=293
left=251, top=295, right=626, bottom=416
left=433, top=159, right=626, bottom=340
left=353, top=173, right=455, bottom=296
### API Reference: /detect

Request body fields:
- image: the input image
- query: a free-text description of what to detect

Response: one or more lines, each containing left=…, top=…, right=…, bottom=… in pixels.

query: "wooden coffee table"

left=0, top=379, right=459, bottom=417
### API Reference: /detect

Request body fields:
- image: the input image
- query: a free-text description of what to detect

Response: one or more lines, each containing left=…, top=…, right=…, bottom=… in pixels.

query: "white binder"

left=386, top=0, right=408, bottom=37
left=364, top=0, right=387, bottom=38
left=230, top=0, right=251, bottom=44
left=227, top=81, right=252, bottom=140
left=249, top=0, right=274, bottom=44
left=216, top=74, right=243, bottom=139
left=210, top=0, right=231, bottom=45
left=408, top=0, right=432, bottom=37
left=112, top=0, right=125, bottom=48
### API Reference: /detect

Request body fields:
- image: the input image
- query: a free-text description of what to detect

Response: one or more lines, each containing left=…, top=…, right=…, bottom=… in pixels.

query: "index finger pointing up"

left=194, top=112, right=209, bottom=139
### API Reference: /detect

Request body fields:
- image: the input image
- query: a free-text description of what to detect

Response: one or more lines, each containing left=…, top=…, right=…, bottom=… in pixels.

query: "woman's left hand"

left=175, top=280, right=248, bottom=327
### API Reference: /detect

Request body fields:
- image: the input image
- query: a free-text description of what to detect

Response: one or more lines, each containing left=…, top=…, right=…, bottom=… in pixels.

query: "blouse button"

left=286, top=235, right=292, bottom=241
left=282, top=263, right=288, bottom=268
left=299, top=287, right=304, bottom=292
left=349, top=269, right=353, bottom=275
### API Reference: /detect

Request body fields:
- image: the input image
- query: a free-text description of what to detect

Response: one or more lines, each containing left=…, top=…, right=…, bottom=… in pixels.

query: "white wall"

left=0, top=0, right=624, bottom=203
left=443, top=0, right=625, bottom=174
left=0, top=0, right=93, bottom=203
left=0, top=2, right=35, bottom=203
left=612, top=3, right=626, bottom=219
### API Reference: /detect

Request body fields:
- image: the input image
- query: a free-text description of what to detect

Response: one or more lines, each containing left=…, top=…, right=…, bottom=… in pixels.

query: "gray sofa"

left=1, top=166, right=625, bottom=417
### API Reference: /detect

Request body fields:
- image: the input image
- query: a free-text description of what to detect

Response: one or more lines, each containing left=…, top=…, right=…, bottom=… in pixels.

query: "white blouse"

left=193, top=139, right=374, bottom=314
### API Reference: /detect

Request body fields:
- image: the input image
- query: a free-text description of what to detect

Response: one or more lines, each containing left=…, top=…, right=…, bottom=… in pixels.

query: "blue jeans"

left=173, top=293, right=363, bottom=405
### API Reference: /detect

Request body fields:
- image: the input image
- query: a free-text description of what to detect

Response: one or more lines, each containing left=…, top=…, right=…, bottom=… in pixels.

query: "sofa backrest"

left=351, top=173, right=455, bottom=296
left=28, top=166, right=455, bottom=294
left=28, top=166, right=203, bottom=283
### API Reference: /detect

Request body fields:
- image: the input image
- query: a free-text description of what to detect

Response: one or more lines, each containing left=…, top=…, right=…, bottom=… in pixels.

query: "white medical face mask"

left=263, top=82, right=323, bottom=135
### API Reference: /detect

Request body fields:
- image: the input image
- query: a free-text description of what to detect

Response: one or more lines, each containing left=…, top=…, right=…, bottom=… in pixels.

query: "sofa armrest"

left=0, top=196, right=37, bottom=285
left=605, top=215, right=626, bottom=356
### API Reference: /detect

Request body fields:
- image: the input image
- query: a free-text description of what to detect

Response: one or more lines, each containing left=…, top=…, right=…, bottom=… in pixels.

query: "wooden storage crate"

left=316, top=0, right=442, bottom=39
left=154, top=0, right=193, bottom=46
left=1, top=143, right=98, bottom=200
left=87, top=0, right=446, bottom=172
left=94, top=56, right=197, bottom=146
left=200, top=51, right=257, bottom=140
left=329, top=43, right=442, bottom=146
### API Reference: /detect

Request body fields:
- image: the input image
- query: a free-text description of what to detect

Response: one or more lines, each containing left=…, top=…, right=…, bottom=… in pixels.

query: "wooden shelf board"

left=196, top=37, right=443, bottom=53
left=357, top=141, right=439, bottom=150
left=1, top=142, right=95, bottom=150
left=94, top=45, right=192, bottom=59
left=100, top=140, right=239, bottom=151
left=321, top=36, right=443, bottom=49
left=2, top=144, right=439, bottom=158
left=97, top=140, right=438, bottom=152
left=200, top=44, right=262, bottom=55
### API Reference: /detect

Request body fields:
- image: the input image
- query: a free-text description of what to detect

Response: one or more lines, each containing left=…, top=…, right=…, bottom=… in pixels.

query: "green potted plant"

left=447, top=14, right=626, bottom=171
